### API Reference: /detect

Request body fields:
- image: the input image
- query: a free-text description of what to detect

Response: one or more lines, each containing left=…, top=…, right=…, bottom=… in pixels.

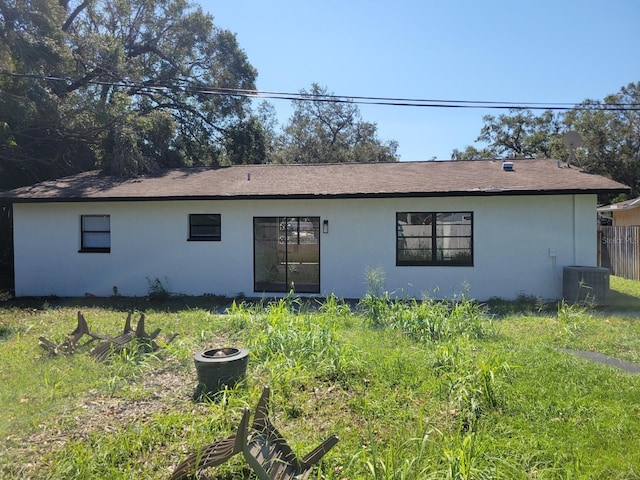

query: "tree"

left=222, top=115, right=268, bottom=165
left=460, top=109, right=564, bottom=159
left=451, top=145, right=497, bottom=160
left=254, top=100, right=280, bottom=161
left=0, top=0, right=257, bottom=188
left=564, top=82, right=640, bottom=196
left=272, top=84, right=398, bottom=164
left=451, top=83, right=640, bottom=198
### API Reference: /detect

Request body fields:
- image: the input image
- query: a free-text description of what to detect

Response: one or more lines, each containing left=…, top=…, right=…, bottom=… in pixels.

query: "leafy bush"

left=146, top=277, right=171, bottom=301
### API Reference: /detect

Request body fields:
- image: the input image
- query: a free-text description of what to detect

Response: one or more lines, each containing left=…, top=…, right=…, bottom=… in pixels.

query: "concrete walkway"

left=559, top=348, right=640, bottom=374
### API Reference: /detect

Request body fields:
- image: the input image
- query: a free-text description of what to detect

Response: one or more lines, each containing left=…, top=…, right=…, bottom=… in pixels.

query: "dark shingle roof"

left=0, top=159, right=629, bottom=202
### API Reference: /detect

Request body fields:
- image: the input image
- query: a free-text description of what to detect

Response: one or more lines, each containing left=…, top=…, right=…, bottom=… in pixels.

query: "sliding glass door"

left=254, top=217, right=320, bottom=293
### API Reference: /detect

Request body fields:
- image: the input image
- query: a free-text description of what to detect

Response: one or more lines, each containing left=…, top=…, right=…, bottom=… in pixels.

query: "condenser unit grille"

left=562, top=266, right=610, bottom=305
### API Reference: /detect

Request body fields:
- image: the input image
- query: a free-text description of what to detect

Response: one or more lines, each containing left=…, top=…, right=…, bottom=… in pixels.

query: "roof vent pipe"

left=502, top=161, right=514, bottom=172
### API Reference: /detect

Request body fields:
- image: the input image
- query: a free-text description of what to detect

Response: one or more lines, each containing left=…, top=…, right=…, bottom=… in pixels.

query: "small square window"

left=189, top=214, right=221, bottom=241
left=80, top=215, right=110, bottom=253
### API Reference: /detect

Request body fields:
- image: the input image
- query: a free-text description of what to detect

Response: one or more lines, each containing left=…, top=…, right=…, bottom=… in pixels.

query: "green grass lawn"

left=609, top=275, right=640, bottom=310
left=0, top=281, right=639, bottom=479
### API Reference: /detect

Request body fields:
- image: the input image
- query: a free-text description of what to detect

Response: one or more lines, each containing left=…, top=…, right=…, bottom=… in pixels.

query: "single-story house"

left=0, top=158, right=628, bottom=300
left=597, top=197, right=640, bottom=226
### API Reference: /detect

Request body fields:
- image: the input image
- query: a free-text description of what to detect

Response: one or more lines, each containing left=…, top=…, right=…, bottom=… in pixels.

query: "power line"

left=2, top=71, right=639, bottom=111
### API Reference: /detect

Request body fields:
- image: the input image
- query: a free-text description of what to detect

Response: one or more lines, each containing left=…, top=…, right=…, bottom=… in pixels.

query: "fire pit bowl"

left=193, top=347, right=249, bottom=399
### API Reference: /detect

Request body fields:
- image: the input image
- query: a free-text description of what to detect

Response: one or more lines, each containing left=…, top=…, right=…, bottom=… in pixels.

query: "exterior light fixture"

left=323, top=220, right=329, bottom=234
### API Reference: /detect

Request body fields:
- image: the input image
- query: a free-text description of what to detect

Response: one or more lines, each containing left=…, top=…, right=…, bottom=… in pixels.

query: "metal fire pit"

left=194, top=347, right=249, bottom=399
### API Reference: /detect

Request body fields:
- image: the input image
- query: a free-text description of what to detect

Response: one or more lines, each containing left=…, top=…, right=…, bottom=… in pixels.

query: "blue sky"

left=203, top=0, right=639, bottom=161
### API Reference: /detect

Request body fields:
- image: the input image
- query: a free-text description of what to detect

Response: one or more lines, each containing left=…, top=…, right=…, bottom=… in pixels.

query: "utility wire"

left=2, top=71, right=639, bottom=111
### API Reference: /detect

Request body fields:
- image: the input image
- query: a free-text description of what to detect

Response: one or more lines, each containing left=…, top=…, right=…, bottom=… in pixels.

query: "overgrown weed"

left=359, top=271, right=491, bottom=342
left=434, top=339, right=510, bottom=430
left=354, top=430, right=433, bottom=480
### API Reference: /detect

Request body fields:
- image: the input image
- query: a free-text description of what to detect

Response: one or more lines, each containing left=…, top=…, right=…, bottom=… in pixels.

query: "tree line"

left=0, top=0, right=638, bottom=198
left=452, top=82, right=640, bottom=198
left=0, top=0, right=397, bottom=191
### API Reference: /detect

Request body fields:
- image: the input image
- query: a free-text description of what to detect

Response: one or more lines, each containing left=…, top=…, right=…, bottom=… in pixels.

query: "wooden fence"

left=598, top=226, right=640, bottom=281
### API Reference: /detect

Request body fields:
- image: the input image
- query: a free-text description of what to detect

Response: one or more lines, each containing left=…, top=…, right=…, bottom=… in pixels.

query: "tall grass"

left=227, top=295, right=360, bottom=392
left=355, top=431, right=433, bottom=480
left=359, top=269, right=490, bottom=342
left=433, top=338, right=509, bottom=427
left=384, top=297, right=489, bottom=343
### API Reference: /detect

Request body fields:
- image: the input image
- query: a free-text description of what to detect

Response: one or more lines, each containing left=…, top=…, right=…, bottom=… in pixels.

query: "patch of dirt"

left=72, top=368, right=199, bottom=431
left=3, top=364, right=204, bottom=477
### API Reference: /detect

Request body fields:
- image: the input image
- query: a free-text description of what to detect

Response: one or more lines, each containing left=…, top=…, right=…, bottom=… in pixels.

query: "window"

left=189, top=214, right=221, bottom=241
left=396, top=212, right=473, bottom=266
left=80, top=215, right=110, bottom=253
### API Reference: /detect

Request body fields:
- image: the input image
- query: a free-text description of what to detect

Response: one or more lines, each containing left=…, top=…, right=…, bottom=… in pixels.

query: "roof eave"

left=597, top=196, right=640, bottom=212
left=2, top=187, right=629, bottom=203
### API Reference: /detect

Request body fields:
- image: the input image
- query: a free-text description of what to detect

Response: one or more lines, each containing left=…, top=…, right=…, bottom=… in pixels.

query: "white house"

left=0, top=159, right=628, bottom=300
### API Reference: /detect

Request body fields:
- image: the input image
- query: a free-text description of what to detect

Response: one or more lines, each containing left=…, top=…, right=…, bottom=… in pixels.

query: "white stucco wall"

left=12, top=194, right=598, bottom=300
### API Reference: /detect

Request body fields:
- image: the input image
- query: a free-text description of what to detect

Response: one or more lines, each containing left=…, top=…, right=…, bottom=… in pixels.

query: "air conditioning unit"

left=562, top=266, right=610, bottom=305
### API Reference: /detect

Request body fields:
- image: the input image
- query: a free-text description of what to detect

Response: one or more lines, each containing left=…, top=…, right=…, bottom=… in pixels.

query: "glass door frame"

left=253, top=216, right=321, bottom=293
